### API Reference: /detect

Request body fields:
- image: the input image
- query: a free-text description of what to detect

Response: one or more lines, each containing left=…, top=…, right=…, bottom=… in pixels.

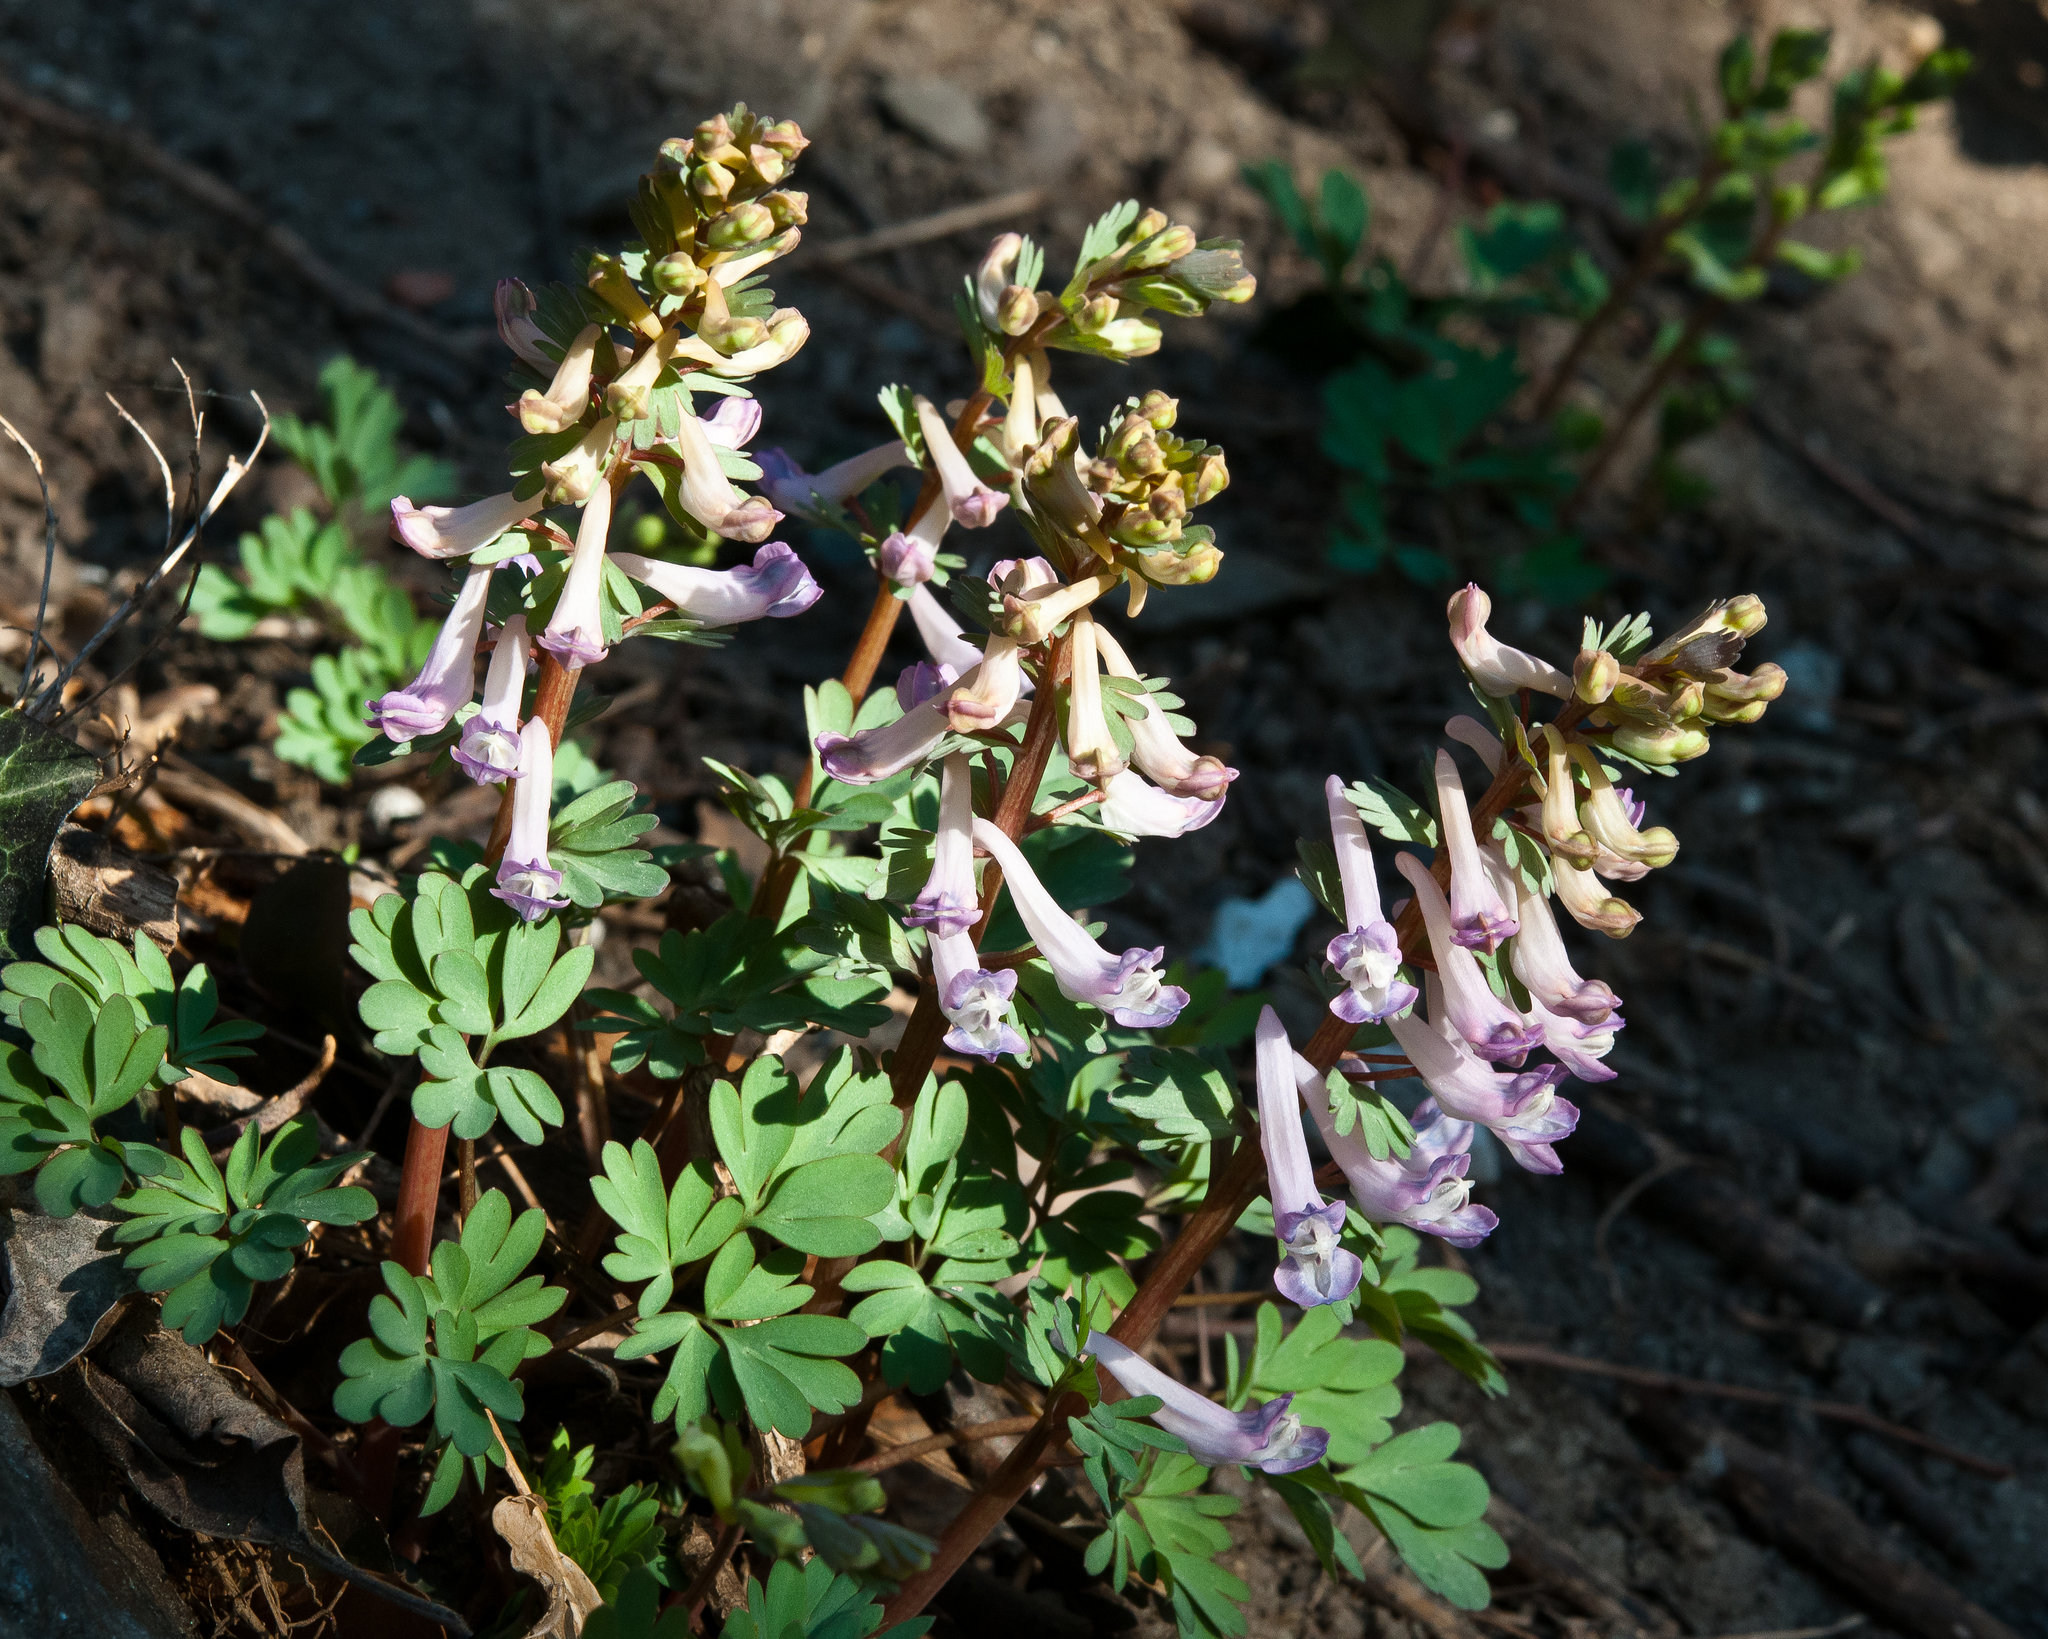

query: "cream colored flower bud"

left=1574, top=648, right=1620, bottom=704
left=515, top=323, right=600, bottom=435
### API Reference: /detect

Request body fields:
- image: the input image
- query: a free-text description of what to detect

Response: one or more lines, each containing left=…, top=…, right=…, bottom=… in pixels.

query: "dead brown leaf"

left=492, top=1493, right=602, bottom=1639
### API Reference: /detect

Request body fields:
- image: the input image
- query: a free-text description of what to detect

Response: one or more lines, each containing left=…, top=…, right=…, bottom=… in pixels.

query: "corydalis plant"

left=27, top=97, right=1791, bottom=1634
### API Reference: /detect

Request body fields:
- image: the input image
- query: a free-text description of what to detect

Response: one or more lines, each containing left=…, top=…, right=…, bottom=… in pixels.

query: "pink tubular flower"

left=452, top=614, right=531, bottom=784
left=972, top=818, right=1187, bottom=1029
left=1524, top=991, right=1622, bottom=1084
left=758, top=439, right=912, bottom=518
left=907, top=584, right=987, bottom=677
left=1435, top=750, right=1516, bottom=953
left=368, top=563, right=494, bottom=742
left=698, top=394, right=762, bottom=450
left=390, top=491, right=544, bottom=561
left=537, top=475, right=613, bottom=668
left=914, top=395, right=1007, bottom=528
left=1092, top=624, right=1237, bottom=801
left=491, top=719, right=571, bottom=922
left=1324, top=776, right=1418, bottom=1025
left=1096, top=770, right=1223, bottom=838
left=1447, top=584, right=1571, bottom=699
left=610, top=544, right=820, bottom=624
left=671, top=408, right=783, bottom=542
left=896, top=661, right=956, bottom=712
left=1084, top=1332, right=1328, bottom=1474
left=494, top=278, right=552, bottom=369
left=1506, top=878, right=1619, bottom=1024
left=1255, top=1007, right=1362, bottom=1307
left=878, top=499, right=947, bottom=587
left=906, top=754, right=981, bottom=938
left=1388, top=997, right=1578, bottom=1175
left=817, top=694, right=954, bottom=785
left=1063, top=615, right=1127, bottom=784
left=1306, top=1075, right=1498, bottom=1248
left=1395, top=853, right=1542, bottom=1062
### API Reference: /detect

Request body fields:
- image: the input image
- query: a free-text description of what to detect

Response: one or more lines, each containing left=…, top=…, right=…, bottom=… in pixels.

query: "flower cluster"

left=371, top=106, right=824, bottom=919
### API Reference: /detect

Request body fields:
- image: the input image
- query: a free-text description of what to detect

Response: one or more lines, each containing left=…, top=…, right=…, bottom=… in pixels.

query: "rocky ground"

left=2, top=0, right=2047, bottom=1635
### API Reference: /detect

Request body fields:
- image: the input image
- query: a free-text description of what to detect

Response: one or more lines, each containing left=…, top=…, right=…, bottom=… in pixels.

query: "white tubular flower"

left=1537, top=727, right=1596, bottom=868
left=1255, top=1007, right=1362, bottom=1307
left=907, top=584, right=987, bottom=677
left=452, top=614, right=531, bottom=785
left=1447, top=584, right=1571, bottom=699
left=1394, top=853, right=1541, bottom=1062
left=1001, top=570, right=1117, bottom=645
left=610, top=544, right=820, bottom=625
left=390, top=490, right=544, bottom=561
left=758, top=439, right=912, bottom=518
left=516, top=323, right=601, bottom=434
left=906, top=753, right=981, bottom=938
left=914, top=395, right=1007, bottom=528
left=1003, top=353, right=1040, bottom=463
left=538, top=475, right=613, bottom=668
left=930, top=930, right=1026, bottom=1061
left=1444, top=715, right=1503, bottom=774
left=1525, top=991, right=1622, bottom=1084
left=491, top=718, right=571, bottom=923
left=1388, top=1001, right=1578, bottom=1176
left=972, top=819, right=1187, bottom=1029
left=1083, top=1333, right=1327, bottom=1474
left=368, top=563, right=494, bottom=742
left=1507, top=877, right=1620, bottom=1024
left=540, top=414, right=619, bottom=506
left=1306, top=1072, right=1499, bottom=1248
left=1435, top=750, right=1516, bottom=953
left=1096, top=770, right=1223, bottom=838
left=817, top=694, right=953, bottom=785
left=672, top=409, right=783, bottom=543
left=1324, top=776, right=1416, bottom=1025
left=1064, top=614, right=1128, bottom=785
left=1092, top=624, right=1237, bottom=802
left=1568, top=745, right=1678, bottom=868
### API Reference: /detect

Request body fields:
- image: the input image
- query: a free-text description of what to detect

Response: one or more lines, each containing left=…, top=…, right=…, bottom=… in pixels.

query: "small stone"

left=363, top=784, right=427, bottom=830
left=878, top=75, right=991, bottom=159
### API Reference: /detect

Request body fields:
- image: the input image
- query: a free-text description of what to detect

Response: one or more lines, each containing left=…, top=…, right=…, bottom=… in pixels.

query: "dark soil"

left=3, top=1, right=2047, bottom=1636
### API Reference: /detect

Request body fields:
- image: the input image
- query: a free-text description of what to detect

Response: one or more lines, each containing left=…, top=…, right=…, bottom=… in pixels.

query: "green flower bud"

left=1118, top=275, right=1207, bottom=317
left=694, top=112, right=739, bottom=161
left=1126, top=223, right=1197, bottom=271
left=1703, top=661, right=1787, bottom=704
left=760, top=119, right=809, bottom=162
left=1076, top=293, right=1117, bottom=335
left=1699, top=696, right=1768, bottom=724
left=749, top=145, right=787, bottom=187
left=1574, top=649, right=1620, bottom=703
left=692, top=161, right=735, bottom=207
left=1189, top=450, right=1228, bottom=506
left=1133, top=539, right=1222, bottom=586
left=1137, top=390, right=1177, bottom=430
left=762, top=189, right=809, bottom=229
left=996, top=284, right=1039, bottom=336
left=650, top=251, right=706, bottom=297
left=707, top=201, right=775, bottom=249
left=1126, top=208, right=1169, bottom=244
left=1608, top=721, right=1710, bottom=765
left=697, top=314, right=770, bottom=356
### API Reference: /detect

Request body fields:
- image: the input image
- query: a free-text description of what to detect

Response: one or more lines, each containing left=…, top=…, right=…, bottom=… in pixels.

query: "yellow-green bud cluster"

left=1089, top=391, right=1228, bottom=563
left=1581, top=595, right=1783, bottom=764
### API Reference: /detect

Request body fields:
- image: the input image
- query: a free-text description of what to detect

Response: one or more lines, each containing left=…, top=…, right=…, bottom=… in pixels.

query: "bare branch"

left=0, top=414, right=59, bottom=711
